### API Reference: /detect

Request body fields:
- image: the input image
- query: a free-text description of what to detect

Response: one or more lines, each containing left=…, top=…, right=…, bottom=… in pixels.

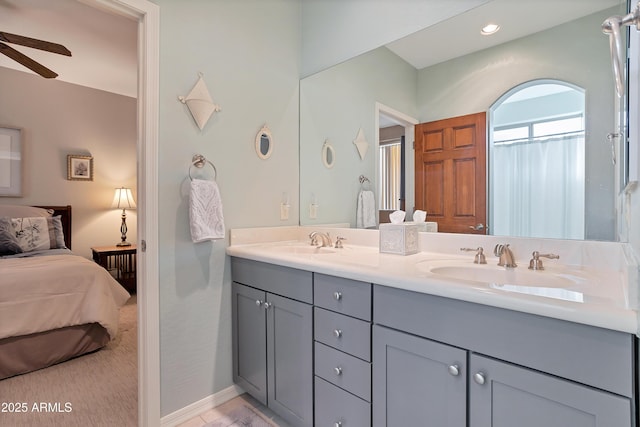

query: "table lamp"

left=111, top=187, right=136, bottom=246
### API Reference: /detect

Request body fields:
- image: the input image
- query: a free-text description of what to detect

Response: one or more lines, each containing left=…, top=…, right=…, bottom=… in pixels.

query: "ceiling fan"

left=0, top=31, right=71, bottom=79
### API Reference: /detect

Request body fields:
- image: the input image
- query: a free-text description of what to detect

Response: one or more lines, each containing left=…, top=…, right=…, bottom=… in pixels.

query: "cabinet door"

left=266, top=293, right=313, bottom=427
left=231, top=282, right=267, bottom=405
left=372, top=325, right=466, bottom=427
left=469, top=354, right=632, bottom=427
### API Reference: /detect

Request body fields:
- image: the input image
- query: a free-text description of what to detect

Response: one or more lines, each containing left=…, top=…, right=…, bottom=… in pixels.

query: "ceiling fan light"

left=481, top=23, right=500, bottom=36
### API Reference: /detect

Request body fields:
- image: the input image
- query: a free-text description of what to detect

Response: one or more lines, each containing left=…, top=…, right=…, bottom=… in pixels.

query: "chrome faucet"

left=528, top=251, right=559, bottom=270
left=494, top=244, right=517, bottom=268
left=309, top=231, right=332, bottom=247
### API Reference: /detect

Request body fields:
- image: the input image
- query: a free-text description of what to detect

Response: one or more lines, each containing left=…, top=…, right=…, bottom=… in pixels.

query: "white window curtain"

left=379, top=141, right=402, bottom=210
left=490, top=133, right=585, bottom=239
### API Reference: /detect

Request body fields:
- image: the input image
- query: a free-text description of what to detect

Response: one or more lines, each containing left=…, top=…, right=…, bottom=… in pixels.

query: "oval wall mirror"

left=255, top=124, right=273, bottom=159
left=322, top=139, right=335, bottom=168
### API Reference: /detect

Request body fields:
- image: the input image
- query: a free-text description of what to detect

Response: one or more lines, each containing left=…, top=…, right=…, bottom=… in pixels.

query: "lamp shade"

left=111, top=187, right=136, bottom=210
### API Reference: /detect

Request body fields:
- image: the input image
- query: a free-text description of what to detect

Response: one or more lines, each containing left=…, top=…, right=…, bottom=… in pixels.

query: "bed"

left=0, top=205, right=131, bottom=380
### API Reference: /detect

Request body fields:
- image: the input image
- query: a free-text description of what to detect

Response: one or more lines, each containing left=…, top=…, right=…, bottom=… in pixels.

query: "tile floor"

left=178, top=393, right=289, bottom=427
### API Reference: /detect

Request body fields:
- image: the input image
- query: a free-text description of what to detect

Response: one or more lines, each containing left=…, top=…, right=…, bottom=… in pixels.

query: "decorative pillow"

left=8, top=216, right=67, bottom=253
left=0, top=217, right=23, bottom=256
left=49, top=215, right=67, bottom=249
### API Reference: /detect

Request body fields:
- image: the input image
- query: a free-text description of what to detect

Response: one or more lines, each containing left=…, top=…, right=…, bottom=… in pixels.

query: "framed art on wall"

left=67, top=155, right=94, bottom=181
left=0, top=126, right=23, bottom=197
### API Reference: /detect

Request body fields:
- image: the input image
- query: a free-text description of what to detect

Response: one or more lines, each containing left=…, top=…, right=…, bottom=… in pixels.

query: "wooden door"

left=415, top=112, right=486, bottom=234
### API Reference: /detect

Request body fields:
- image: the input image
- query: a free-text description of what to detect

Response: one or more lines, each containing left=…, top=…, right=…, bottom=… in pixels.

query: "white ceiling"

left=0, top=0, right=137, bottom=98
left=386, top=0, right=623, bottom=70
left=0, top=0, right=624, bottom=99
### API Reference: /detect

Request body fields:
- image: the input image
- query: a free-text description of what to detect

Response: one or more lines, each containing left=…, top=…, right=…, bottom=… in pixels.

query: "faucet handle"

left=460, top=247, right=486, bottom=264
left=528, top=251, right=560, bottom=270
left=335, top=236, right=346, bottom=248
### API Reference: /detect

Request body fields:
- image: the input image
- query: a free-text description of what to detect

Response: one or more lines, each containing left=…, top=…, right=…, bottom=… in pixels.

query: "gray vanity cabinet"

left=232, top=282, right=267, bottom=402
left=469, top=354, right=632, bottom=427
left=372, top=325, right=466, bottom=427
left=313, top=273, right=373, bottom=426
left=373, top=284, right=635, bottom=427
left=231, top=258, right=313, bottom=427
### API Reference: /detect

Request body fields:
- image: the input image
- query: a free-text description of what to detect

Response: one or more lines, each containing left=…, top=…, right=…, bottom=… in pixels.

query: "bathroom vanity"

left=228, top=226, right=638, bottom=427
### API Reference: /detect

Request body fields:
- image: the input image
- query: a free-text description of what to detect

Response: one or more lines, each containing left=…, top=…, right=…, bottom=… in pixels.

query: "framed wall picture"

left=67, top=155, right=94, bottom=181
left=0, top=126, right=23, bottom=197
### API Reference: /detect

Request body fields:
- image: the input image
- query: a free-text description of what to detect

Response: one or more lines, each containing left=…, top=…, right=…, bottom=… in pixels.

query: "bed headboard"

left=35, top=205, right=72, bottom=250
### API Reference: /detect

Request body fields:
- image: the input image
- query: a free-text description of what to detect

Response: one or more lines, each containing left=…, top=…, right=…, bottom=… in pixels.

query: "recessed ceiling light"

left=481, top=23, right=500, bottom=36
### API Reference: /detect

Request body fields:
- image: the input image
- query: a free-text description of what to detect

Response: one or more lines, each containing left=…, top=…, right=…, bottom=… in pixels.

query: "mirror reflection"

left=299, top=1, right=627, bottom=242
left=255, top=125, right=273, bottom=159
left=489, top=80, right=586, bottom=240
left=322, top=140, right=336, bottom=169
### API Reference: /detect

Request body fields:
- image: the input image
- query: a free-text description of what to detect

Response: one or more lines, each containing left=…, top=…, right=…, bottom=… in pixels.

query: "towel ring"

left=359, top=175, right=372, bottom=190
left=189, top=154, right=217, bottom=181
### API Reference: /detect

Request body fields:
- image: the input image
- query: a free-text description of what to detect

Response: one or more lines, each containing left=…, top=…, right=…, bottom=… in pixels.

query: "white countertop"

left=227, top=226, right=639, bottom=335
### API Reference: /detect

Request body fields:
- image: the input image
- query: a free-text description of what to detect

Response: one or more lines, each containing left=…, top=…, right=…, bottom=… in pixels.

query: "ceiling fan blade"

left=0, top=42, right=58, bottom=78
left=0, top=32, right=71, bottom=56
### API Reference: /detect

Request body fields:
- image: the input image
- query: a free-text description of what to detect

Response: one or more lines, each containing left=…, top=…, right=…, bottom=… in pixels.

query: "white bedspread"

left=0, top=254, right=131, bottom=340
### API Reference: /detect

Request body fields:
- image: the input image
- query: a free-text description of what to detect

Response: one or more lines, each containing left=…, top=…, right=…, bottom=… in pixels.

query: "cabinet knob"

left=334, top=366, right=343, bottom=376
left=255, top=300, right=263, bottom=307
left=263, top=302, right=272, bottom=310
left=334, top=422, right=342, bottom=427
left=333, top=291, right=342, bottom=301
left=448, top=364, right=460, bottom=376
left=474, top=372, right=486, bottom=385
left=333, top=329, right=343, bottom=338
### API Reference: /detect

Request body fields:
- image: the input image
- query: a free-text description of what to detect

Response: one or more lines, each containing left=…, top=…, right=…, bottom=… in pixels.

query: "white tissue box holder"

left=379, top=223, right=419, bottom=255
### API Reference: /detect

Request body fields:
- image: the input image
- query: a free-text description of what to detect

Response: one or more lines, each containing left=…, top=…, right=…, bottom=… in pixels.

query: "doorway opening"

left=375, top=102, right=418, bottom=225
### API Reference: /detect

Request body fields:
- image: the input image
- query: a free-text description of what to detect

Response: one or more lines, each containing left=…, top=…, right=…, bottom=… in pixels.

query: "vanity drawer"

left=315, top=376, right=371, bottom=427
left=315, top=342, right=371, bottom=401
left=230, top=257, right=313, bottom=304
left=314, top=307, right=371, bottom=361
left=314, top=273, right=372, bottom=321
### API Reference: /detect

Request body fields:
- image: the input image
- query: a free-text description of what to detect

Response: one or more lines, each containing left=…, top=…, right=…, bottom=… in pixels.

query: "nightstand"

left=91, top=244, right=137, bottom=293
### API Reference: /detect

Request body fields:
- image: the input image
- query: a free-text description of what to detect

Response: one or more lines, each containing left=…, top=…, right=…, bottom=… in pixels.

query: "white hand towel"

left=356, top=190, right=376, bottom=229
left=189, top=179, right=225, bottom=242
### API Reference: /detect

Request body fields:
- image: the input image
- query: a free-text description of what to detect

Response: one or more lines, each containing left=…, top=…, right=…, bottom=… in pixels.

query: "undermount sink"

left=271, top=244, right=336, bottom=255
left=417, top=260, right=587, bottom=288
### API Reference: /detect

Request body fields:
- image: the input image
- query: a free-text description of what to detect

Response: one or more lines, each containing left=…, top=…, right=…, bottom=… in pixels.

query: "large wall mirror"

left=299, top=0, right=628, bottom=242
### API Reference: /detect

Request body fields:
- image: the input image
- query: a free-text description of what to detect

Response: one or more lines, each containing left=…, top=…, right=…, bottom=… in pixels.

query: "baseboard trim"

left=160, top=384, right=244, bottom=427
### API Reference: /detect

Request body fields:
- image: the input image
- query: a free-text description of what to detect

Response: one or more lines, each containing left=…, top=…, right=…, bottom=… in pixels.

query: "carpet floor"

left=0, top=295, right=138, bottom=427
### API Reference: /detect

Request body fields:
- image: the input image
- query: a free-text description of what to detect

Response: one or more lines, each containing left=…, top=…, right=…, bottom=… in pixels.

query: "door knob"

left=474, top=372, right=486, bottom=385
left=469, top=223, right=484, bottom=231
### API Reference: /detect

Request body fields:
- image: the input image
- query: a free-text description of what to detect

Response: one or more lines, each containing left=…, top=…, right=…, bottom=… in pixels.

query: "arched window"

left=489, top=80, right=585, bottom=239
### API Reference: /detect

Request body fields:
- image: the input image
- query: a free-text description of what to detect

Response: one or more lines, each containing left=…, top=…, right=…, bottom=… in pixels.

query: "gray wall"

left=0, top=67, right=137, bottom=259
left=153, top=0, right=300, bottom=415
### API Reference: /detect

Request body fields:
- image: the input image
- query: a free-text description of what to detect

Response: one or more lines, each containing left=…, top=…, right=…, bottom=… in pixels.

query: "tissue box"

left=404, top=221, right=438, bottom=233
left=379, top=223, right=419, bottom=255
